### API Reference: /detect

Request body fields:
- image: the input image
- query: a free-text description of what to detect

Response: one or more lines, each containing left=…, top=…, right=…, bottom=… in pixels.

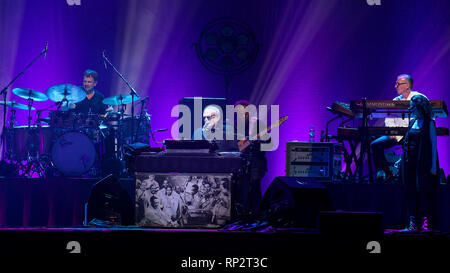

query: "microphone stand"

left=0, top=44, right=47, bottom=161
left=134, top=97, right=149, bottom=144
left=102, top=52, right=140, bottom=143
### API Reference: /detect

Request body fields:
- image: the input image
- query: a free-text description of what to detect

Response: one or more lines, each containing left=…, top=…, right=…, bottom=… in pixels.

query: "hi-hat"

left=103, top=111, right=132, bottom=118
left=0, top=100, right=35, bottom=110
left=46, top=84, right=86, bottom=104
left=102, top=94, right=140, bottom=105
left=12, top=88, right=48, bottom=101
left=37, top=118, right=51, bottom=124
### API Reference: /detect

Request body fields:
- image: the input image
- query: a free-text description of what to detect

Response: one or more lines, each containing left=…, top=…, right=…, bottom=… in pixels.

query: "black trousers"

left=370, top=136, right=400, bottom=172
left=403, top=147, right=438, bottom=227
left=234, top=171, right=264, bottom=216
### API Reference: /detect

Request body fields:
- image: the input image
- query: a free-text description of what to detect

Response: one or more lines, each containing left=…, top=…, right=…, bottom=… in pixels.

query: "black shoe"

left=399, top=216, right=418, bottom=232
left=420, top=217, right=433, bottom=232
left=376, top=170, right=386, bottom=181
left=384, top=170, right=393, bottom=182
left=376, top=169, right=393, bottom=182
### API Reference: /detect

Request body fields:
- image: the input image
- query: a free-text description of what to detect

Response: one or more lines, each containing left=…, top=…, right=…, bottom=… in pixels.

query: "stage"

left=1, top=177, right=449, bottom=230
left=0, top=176, right=449, bottom=260
left=1, top=0, right=450, bottom=263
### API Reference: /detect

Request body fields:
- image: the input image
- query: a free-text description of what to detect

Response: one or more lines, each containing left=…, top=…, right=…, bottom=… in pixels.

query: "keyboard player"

left=370, top=74, right=427, bottom=181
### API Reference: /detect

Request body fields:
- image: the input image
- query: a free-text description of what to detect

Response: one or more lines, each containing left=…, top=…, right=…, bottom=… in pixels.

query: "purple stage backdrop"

left=1, top=0, right=449, bottom=194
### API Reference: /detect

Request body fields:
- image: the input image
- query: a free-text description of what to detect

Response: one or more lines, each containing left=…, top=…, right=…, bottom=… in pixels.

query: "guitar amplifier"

left=285, top=142, right=343, bottom=180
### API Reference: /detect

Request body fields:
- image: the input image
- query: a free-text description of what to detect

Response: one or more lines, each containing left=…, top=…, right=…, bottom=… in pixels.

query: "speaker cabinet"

left=259, top=176, right=331, bottom=229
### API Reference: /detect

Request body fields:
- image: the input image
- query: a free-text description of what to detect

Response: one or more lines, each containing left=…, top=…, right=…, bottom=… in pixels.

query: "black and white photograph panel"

left=135, top=173, right=232, bottom=228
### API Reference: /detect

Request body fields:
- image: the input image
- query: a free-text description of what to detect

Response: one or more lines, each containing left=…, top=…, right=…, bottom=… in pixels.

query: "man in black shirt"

left=233, top=100, right=269, bottom=216
left=73, top=69, right=108, bottom=115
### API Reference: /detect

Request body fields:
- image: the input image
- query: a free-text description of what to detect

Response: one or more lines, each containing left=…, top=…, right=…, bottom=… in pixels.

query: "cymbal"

left=102, top=111, right=132, bottom=119
left=46, top=84, right=86, bottom=104
left=37, top=118, right=51, bottom=124
left=12, top=88, right=48, bottom=101
left=105, top=111, right=132, bottom=116
left=0, top=100, right=35, bottom=110
left=102, top=94, right=140, bottom=105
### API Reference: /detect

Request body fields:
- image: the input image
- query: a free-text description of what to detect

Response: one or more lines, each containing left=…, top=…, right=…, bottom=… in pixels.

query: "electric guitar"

left=237, top=116, right=288, bottom=152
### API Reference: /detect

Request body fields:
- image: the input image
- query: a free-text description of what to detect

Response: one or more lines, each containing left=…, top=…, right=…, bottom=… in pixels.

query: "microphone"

left=203, top=121, right=210, bottom=130
left=44, top=42, right=48, bottom=59
left=102, top=50, right=108, bottom=70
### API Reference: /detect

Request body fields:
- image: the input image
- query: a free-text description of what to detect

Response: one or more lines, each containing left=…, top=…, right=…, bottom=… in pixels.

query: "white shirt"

left=385, top=91, right=426, bottom=142
left=161, top=192, right=183, bottom=219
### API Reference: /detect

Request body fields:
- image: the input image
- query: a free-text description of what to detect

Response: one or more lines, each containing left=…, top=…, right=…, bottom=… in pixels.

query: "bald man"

left=193, top=105, right=238, bottom=151
left=371, top=74, right=427, bottom=181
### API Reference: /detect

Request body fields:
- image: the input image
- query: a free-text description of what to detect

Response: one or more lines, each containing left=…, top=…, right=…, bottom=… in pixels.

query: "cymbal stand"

left=357, top=97, right=374, bottom=183
left=134, top=98, right=148, bottom=144
left=0, top=43, right=47, bottom=161
left=23, top=96, right=40, bottom=171
left=21, top=157, right=47, bottom=178
left=27, top=97, right=34, bottom=128
left=56, top=86, right=70, bottom=111
left=117, top=100, right=126, bottom=160
left=117, top=95, right=126, bottom=113
left=1, top=91, right=6, bottom=161
left=8, top=108, right=16, bottom=127
left=3, top=108, right=17, bottom=161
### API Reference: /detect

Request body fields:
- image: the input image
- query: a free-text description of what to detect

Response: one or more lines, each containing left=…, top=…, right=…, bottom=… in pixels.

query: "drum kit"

left=2, top=84, right=150, bottom=177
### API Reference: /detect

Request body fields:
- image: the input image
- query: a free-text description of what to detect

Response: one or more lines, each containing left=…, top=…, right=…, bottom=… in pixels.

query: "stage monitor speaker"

left=259, top=176, right=331, bottom=229
left=86, top=174, right=134, bottom=226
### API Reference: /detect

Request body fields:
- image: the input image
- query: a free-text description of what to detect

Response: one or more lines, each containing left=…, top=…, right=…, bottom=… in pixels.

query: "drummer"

left=69, top=69, right=112, bottom=115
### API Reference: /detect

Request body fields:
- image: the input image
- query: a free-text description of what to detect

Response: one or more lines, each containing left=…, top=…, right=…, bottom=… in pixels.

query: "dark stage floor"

left=0, top=226, right=448, bottom=260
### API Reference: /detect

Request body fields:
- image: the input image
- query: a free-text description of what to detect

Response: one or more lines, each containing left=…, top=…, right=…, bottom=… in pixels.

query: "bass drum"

left=52, top=132, right=96, bottom=176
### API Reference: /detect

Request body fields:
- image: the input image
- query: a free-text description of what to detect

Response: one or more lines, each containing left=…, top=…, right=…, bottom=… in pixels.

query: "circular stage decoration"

left=195, top=17, right=259, bottom=75
left=194, top=18, right=260, bottom=101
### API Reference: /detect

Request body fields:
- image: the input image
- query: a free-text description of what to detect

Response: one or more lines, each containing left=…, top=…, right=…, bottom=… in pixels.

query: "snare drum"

left=76, top=113, right=101, bottom=129
left=82, top=124, right=110, bottom=143
left=49, top=110, right=77, bottom=129
left=5, top=125, right=53, bottom=160
left=102, top=112, right=121, bottom=127
left=51, top=131, right=96, bottom=176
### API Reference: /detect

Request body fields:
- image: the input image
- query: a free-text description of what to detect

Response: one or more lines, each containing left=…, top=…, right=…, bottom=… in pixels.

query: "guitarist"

left=233, top=100, right=270, bottom=217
